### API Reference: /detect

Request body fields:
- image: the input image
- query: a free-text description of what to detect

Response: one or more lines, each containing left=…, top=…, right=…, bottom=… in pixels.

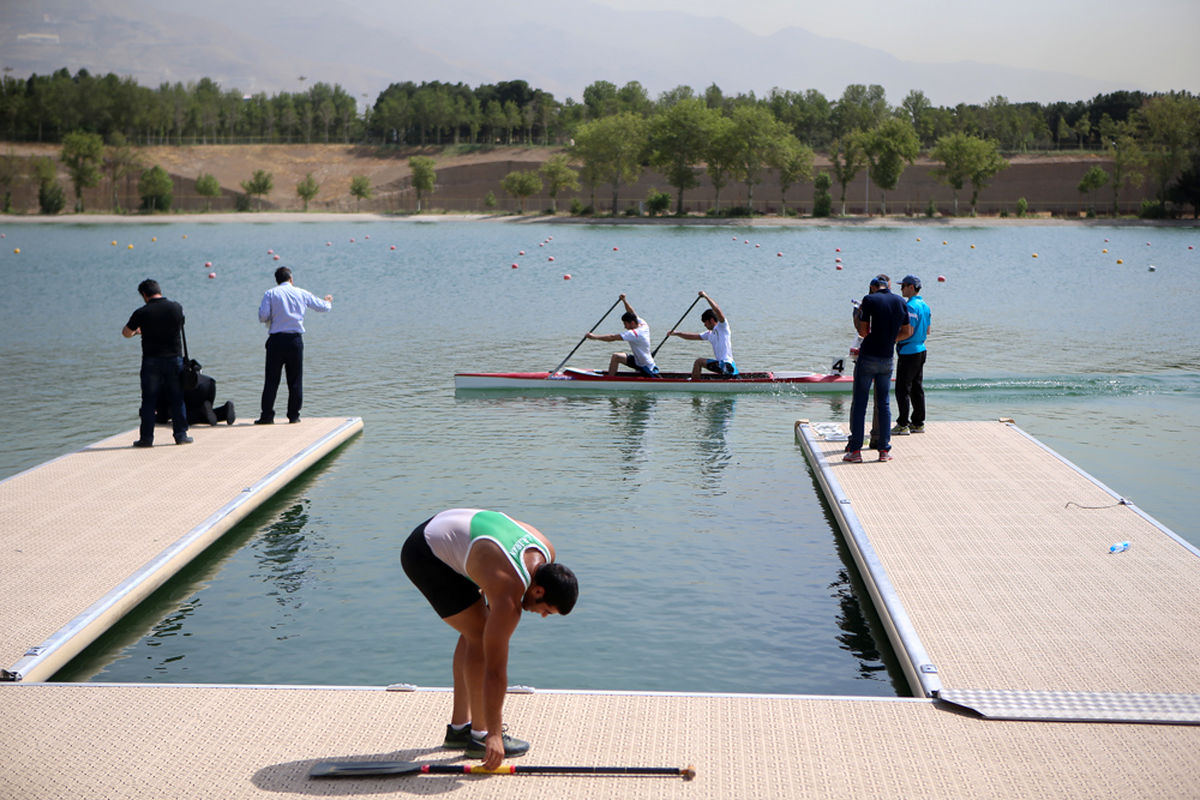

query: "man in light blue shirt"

left=892, top=274, right=931, bottom=435
left=255, top=266, right=332, bottom=424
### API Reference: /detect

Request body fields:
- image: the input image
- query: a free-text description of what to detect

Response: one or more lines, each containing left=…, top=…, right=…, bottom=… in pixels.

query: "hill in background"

left=4, top=0, right=1133, bottom=109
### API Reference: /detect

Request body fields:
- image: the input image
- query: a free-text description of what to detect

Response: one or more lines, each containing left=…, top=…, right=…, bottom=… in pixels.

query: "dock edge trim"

left=794, top=420, right=942, bottom=698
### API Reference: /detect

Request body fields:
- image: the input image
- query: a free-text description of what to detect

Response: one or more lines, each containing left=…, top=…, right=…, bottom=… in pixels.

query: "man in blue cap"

left=844, top=275, right=911, bottom=463
left=893, top=275, right=931, bottom=435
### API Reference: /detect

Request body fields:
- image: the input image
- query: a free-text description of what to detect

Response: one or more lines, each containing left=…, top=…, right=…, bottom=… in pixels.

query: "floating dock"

left=795, top=419, right=1200, bottom=714
left=0, top=417, right=363, bottom=682
left=2, top=417, right=1199, bottom=799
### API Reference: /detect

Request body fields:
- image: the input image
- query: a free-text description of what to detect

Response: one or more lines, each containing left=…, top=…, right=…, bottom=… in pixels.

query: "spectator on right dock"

left=844, top=275, right=911, bottom=463
left=892, top=275, right=931, bottom=436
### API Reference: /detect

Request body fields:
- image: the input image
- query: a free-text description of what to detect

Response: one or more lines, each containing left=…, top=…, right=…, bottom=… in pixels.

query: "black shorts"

left=401, top=519, right=482, bottom=619
left=622, top=353, right=660, bottom=377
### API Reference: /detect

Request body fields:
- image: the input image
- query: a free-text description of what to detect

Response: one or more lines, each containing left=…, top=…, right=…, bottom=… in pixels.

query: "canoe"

left=454, top=367, right=853, bottom=393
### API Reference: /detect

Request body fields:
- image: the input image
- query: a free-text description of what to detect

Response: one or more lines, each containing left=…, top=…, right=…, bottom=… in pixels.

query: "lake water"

left=1, top=219, right=1197, bottom=697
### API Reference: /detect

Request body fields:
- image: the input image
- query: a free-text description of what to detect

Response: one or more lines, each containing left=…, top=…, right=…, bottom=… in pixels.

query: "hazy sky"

left=591, top=0, right=1199, bottom=91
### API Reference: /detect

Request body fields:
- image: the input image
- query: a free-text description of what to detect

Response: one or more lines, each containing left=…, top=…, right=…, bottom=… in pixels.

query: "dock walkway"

left=795, top=419, right=1200, bottom=717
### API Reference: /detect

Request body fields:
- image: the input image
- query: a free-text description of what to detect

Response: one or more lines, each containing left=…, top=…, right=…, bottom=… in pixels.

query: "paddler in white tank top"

left=585, top=294, right=662, bottom=377
left=667, top=290, right=739, bottom=380
left=400, top=508, right=578, bottom=770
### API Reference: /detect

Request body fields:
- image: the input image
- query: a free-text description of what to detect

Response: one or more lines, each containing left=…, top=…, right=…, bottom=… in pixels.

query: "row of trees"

left=2, top=67, right=1193, bottom=156
left=12, top=109, right=1198, bottom=218
left=5, top=69, right=1198, bottom=217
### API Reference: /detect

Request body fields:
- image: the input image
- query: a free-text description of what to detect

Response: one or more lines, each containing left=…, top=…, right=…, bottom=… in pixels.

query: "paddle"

left=651, top=293, right=704, bottom=358
left=310, top=760, right=696, bottom=780
left=550, top=295, right=623, bottom=375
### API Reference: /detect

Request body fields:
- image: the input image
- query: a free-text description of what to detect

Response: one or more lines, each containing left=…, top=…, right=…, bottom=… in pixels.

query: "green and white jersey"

left=424, top=508, right=551, bottom=589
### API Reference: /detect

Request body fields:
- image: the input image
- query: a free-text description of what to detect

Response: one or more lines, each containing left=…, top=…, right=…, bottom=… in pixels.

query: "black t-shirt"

left=127, top=297, right=185, bottom=358
left=858, top=290, right=909, bottom=359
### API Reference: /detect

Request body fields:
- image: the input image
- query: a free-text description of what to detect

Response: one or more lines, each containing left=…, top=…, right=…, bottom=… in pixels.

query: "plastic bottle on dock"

left=1109, top=541, right=1130, bottom=554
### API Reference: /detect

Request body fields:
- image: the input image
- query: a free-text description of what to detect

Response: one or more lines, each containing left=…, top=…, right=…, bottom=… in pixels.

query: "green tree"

left=1100, top=116, right=1145, bottom=215
left=860, top=117, right=920, bottom=215
left=1136, top=93, right=1200, bottom=203
left=409, top=155, right=436, bottom=211
left=61, top=130, right=104, bottom=212
left=931, top=132, right=1008, bottom=215
left=38, top=181, right=66, bottom=214
left=965, top=139, right=1009, bottom=213
left=0, top=149, right=18, bottom=212
left=138, top=164, right=173, bottom=212
left=727, top=105, right=792, bottom=212
left=582, top=80, right=619, bottom=119
left=647, top=98, right=719, bottom=214
left=901, top=89, right=936, bottom=147
left=538, top=154, right=579, bottom=213
left=1074, top=115, right=1091, bottom=148
left=1169, top=153, right=1200, bottom=219
left=832, top=84, right=889, bottom=140
left=1077, top=165, right=1109, bottom=214
left=829, top=135, right=867, bottom=215
left=501, top=169, right=542, bottom=213
left=812, top=171, right=833, bottom=217
left=572, top=112, right=648, bottom=215
left=350, top=174, right=373, bottom=211
left=772, top=134, right=814, bottom=213
left=930, top=132, right=973, bottom=215
left=1056, top=116, right=1072, bottom=149
left=194, top=172, right=220, bottom=211
left=768, top=87, right=833, bottom=150
left=240, top=169, right=274, bottom=210
left=296, top=172, right=320, bottom=211
left=103, top=132, right=142, bottom=213
left=33, top=156, right=65, bottom=214
left=704, top=114, right=739, bottom=212
left=645, top=187, right=672, bottom=216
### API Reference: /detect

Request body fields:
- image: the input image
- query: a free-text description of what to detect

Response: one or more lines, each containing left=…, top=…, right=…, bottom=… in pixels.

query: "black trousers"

left=894, top=350, right=927, bottom=427
left=261, top=332, right=303, bottom=422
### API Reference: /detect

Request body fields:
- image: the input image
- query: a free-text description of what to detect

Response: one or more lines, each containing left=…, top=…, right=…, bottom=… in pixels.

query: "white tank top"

left=423, top=508, right=550, bottom=589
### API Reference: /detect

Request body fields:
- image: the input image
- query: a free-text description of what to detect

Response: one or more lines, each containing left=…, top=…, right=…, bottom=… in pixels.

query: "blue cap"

left=869, top=277, right=888, bottom=290
left=900, top=274, right=921, bottom=289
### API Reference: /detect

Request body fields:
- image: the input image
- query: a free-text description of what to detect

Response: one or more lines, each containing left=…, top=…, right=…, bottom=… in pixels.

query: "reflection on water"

left=607, top=394, right=655, bottom=471
left=254, top=500, right=313, bottom=608
left=829, top=569, right=888, bottom=681
left=693, top=396, right=735, bottom=491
